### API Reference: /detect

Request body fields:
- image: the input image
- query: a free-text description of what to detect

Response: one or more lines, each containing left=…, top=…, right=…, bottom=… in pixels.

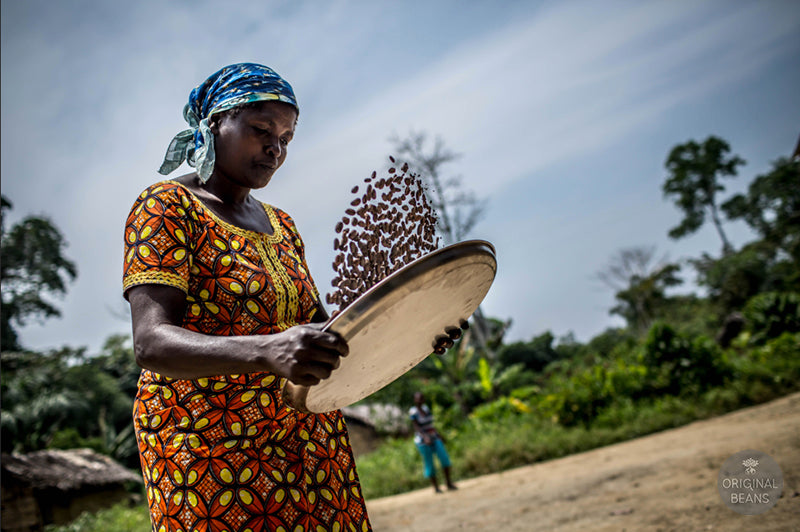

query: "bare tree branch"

left=594, top=246, right=668, bottom=291
left=389, top=130, right=485, bottom=246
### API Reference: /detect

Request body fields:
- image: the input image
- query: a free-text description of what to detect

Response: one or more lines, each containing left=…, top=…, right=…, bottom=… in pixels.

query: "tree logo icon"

left=742, top=457, right=759, bottom=475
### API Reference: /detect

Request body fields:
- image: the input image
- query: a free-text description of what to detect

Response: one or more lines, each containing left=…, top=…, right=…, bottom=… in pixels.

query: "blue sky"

left=2, top=0, right=799, bottom=353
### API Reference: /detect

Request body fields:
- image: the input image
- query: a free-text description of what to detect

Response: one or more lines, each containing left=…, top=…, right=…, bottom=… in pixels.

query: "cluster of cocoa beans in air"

left=326, top=157, right=440, bottom=314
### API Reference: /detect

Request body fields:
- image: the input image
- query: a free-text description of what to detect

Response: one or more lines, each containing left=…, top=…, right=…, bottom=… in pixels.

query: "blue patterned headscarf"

left=158, top=63, right=298, bottom=182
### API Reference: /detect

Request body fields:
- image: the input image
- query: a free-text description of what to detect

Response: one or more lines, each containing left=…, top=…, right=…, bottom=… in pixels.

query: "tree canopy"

left=722, top=156, right=800, bottom=263
left=1, top=195, right=77, bottom=351
left=662, top=136, right=745, bottom=254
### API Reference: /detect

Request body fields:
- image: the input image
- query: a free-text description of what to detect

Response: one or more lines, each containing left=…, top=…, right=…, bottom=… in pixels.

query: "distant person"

left=409, top=391, right=457, bottom=493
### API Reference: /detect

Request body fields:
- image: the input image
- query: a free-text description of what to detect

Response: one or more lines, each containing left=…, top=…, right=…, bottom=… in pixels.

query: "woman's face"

left=209, top=101, right=297, bottom=190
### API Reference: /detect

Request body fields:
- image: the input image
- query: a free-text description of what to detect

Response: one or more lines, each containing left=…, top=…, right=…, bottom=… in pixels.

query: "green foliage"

left=477, top=357, right=493, bottom=398
left=610, top=263, right=683, bottom=334
left=586, top=327, right=634, bottom=358
left=535, top=359, right=647, bottom=426
left=552, top=332, right=587, bottom=360
left=492, top=363, right=539, bottom=397
left=692, top=242, right=787, bottom=315
left=355, top=438, right=428, bottom=498
left=723, top=157, right=800, bottom=262
left=44, top=502, right=150, bottom=532
left=725, top=332, right=800, bottom=403
left=1, top=336, right=141, bottom=468
left=656, top=295, right=718, bottom=339
left=662, top=135, right=744, bottom=252
left=48, top=428, right=105, bottom=454
left=469, top=395, right=532, bottom=423
left=751, top=332, right=800, bottom=384
left=1, top=196, right=78, bottom=351
left=497, top=331, right=558, bottom=372
left=1, top=348, right=90, bottom=452
left=742, top=292, right=800, bottom=344
left=641, top=323, right=729, bottom=396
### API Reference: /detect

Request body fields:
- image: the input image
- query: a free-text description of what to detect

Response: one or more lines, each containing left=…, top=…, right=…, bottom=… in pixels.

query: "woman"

left=124, top=63, right=395, bottom=532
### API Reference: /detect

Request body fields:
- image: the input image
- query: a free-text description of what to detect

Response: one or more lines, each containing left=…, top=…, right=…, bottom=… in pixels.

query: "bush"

left=497, top=332, right=558, bottom=372
left=743, top=292, right=800, bottom=344
left=641, top=323, right=729, bottom=396
left=586, top=328, right=637, bottom=358
left=732, top=332, right=800, bottom=397
left=532, top=357, right=647, bottom=427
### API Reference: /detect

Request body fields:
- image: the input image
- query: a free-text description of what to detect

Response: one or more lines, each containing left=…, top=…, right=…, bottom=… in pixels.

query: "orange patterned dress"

left=123, top=181, right=371, bottom=532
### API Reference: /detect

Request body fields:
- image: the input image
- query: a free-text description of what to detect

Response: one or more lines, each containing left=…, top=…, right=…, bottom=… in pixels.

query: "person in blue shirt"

left=409, top=391, right=457, bottom=493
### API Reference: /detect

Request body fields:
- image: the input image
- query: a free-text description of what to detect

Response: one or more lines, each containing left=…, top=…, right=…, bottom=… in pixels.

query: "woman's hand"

left=265, top=323, right=348, bottom=386
left=432, top=319, right=470, bottom=355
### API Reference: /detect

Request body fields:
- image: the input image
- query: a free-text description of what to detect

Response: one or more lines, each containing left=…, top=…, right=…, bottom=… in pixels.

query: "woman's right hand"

left=264, top=323, right=349, bottom=386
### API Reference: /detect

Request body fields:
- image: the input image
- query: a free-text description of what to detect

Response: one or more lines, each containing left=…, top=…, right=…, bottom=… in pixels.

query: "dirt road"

left=366, top=393, right=800, bottom=531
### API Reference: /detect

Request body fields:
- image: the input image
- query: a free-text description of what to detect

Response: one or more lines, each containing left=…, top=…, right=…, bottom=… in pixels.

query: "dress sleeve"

left=122, top=183, right=194, bottom=297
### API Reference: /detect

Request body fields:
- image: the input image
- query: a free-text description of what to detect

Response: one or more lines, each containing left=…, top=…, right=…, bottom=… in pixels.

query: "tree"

left=609, top=263, right=682, bottom=334
left=595, top=246, right=667, bottom=292
left=687, top=157, right=800, bottom=316
left=1, top=347, right=91, bottom=453
left=641, top=323, right=728, bottom=396
left=742, top=292, right=800, bottom=344
left=390, top=131, right=486, bottom=244
left=722, top=157, right=800, bottom=263
left=1, top=195, right=77, bottom=350
left=692, top=242, right=775, bottom=315
left=596, top=246, right=683, bottom=334
left=0, top=336, right=140, bottom=467
left=662, top=136, right=745, bottom=254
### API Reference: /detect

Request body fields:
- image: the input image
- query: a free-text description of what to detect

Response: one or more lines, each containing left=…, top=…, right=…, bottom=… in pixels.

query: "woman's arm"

left=128, top=284, right=347, bottom=386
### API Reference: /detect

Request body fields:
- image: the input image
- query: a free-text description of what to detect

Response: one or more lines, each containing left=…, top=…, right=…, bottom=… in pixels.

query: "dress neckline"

left=163, top=180, right=283, bottom=244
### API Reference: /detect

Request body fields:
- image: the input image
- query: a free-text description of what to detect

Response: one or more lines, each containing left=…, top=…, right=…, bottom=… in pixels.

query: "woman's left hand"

left=432, top=319, right=469, bottom=355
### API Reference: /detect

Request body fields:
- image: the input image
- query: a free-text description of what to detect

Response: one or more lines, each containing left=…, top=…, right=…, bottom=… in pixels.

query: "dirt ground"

left=366, top=392, right=800, bottom=531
